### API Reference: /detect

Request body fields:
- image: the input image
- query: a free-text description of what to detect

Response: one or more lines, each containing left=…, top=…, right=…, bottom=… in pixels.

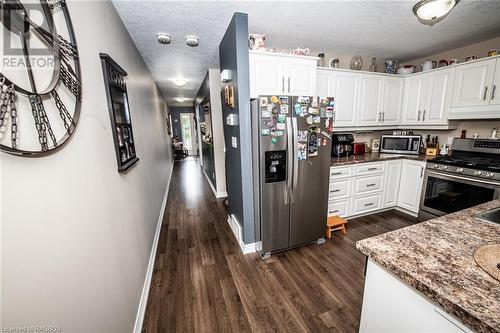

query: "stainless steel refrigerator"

left=251, top=95, right=334, bottom=258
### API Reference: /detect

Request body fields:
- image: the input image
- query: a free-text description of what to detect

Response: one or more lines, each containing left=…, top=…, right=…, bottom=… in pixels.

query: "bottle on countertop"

left=461, top=130, right=466, bottom=139
left=491, top=127, right=498, bottom=140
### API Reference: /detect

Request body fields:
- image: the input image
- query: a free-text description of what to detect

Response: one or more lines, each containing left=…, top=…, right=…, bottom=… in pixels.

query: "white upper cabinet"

left=381, top=76, right=404, bottom=125
left=249, top=52, right=317, bottom=98
left=402, top=74, right=426, bottom=124
left=489, top=58, right=500, bottom=106
left=451, top=58, right=495, bottom=108
left=357, top=74, right=384, bottom=126
left=330, top=71, right=359, bottom=127
left=316, top=70, right=329, bottom=97
left=423, top=68, right=454, bottom=125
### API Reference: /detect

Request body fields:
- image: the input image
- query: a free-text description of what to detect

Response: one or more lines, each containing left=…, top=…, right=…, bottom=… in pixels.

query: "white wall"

left=0, top=1, right=173, bottom=332
left=208, top=69, right=227, bottom=195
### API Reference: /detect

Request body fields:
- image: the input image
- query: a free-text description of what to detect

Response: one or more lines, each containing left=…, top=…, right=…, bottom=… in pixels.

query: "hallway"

left=142, top=159, right=417, bottom=332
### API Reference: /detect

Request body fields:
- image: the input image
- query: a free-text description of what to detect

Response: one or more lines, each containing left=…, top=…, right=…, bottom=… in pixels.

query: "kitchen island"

left=356, top=199, right=500, bottom=333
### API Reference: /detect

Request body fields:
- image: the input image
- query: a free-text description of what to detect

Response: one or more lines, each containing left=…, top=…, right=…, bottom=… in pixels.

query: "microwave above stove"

left=379, top=135, right=422, bottom=155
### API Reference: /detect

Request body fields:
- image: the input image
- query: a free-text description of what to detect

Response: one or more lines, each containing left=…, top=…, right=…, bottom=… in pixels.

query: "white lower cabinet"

left=328, top=159, right=425, bottom=218
left=397, top=160, right=426, bottom=214
left=360, top=259, right=473, bottom=333
left=382, top=160, right=402, bottom=208
left=351, top=193, right=382, bottom=215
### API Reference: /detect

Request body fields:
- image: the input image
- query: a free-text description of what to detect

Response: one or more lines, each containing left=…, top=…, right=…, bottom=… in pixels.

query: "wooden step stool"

left=326, top=216, right=348, bottom=238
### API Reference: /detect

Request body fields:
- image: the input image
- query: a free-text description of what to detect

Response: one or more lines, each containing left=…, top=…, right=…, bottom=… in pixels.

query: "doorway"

left=180, top=113, right=198, bottom=156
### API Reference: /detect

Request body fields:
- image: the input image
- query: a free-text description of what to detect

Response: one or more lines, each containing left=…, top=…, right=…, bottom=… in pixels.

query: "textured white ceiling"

left=112, top=0, right=500, bottom=106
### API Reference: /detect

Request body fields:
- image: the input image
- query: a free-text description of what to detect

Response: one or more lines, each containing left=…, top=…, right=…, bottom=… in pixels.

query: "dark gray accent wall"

left=195, top=71, right=216, bottom=187
left=219, top=13, right=255, bottom=243
left=169, top=106, right=194, bottom=141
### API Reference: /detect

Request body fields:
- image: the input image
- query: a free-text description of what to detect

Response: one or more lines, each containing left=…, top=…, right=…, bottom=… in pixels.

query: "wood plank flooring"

left=142, top=159, right=418, bottom=332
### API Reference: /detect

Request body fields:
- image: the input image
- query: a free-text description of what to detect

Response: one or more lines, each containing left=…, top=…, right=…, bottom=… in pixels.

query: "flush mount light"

left=171, top=78, right=188, bottom=87
left=186, top=35, right=199, bottom=47
left=413, top=0, right=459, bottom=26
left=175, top=97, right=187, bottom=103
left=157, top=33, right=171, bottom=44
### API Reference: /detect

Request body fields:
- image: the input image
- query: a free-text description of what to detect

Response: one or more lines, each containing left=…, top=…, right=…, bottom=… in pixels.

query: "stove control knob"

left=456, top=167, right=464, bottom=173
left=433, top=164, right=440, bottom=169
left=473, top=170, right=482, bottom=176
left=442, top=165, right=448, bottom=170
left=486, top=172, right=495, bottom=178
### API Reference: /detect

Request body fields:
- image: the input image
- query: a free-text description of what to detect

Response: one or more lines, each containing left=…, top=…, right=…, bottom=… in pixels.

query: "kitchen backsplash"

left=348, top=121, right=500, bottom=151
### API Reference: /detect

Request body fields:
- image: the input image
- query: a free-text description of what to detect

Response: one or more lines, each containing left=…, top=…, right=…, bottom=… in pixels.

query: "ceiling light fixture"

left=157, top=33, right=171, bottom=44
left=172, top=78, right=188, bottom=87
left=175, top=97, right=187, bottom=103
left=185, top=35, right=199, bottom=47
left=413, top=0, right=459, bottom=26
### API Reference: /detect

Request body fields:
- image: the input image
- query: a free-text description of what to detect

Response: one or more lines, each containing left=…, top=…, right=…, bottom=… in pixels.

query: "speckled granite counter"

left=331, top=152, right=432, bottom=166
left=357, top=200, right=500, bottom=333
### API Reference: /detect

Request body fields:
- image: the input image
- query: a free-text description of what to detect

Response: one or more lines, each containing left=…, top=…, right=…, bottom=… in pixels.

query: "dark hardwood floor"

left=142, top=159, right=418, bottom=332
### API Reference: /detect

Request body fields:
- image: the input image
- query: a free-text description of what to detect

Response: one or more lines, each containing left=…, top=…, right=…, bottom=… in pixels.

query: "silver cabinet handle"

left=331, top=171, right=342, bottom=176
left=287, top=77, right=291, bottom=93
left=329, top=210, right=339, bottom=214
left=417, top=110, right=421, bottom=121
left=492, top=85, right=497, bottom=100
left=420, top=166, right=424, bottom=178
left=330, top=189, right=341, bottom=193
left=483, top=86, right=488, bottom=100
left=364, top=203, right=374, bottom=207
left=282, top=76, right=285, bottom=93
left=291, top=117, right=299, bottom=204
left=378, top=112, right=381, bottom=122
left=382, top=112, right=385, bottom=122
left=367, top=167, right=378, bottom=171
left=285, top=117, right=293, bottom=204
left=366, top=183, right=376, bottom=187
left=422, top=109, right=426, bottom=121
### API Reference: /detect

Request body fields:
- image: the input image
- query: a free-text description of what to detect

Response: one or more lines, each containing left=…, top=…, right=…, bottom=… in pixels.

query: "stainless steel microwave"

left=379, top=135, right=422, bottom=155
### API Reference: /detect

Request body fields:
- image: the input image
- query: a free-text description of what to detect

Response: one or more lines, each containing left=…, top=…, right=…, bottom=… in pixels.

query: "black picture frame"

left=100, top=53, right=139, bottom=172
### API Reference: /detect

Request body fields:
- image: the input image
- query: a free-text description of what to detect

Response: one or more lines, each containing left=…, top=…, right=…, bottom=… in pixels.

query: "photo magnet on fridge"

left=271, top=96, right=279, bottom=103
left=297, top=130, right=308, bottom=142
left=301, top=106, right=309, bottom=117
left=308, top=107, right=319, bottom=115
left=261, top=128, right=270, bottom=136
left=260, top=97, right=268, bottom=106
left=308, top=132, right=319, bottom=157
left=306, top=115, right=313, bottom=125
left=261, top=109, right=271, bottom=118
left=278, top=114, right=286, bottom=123
left=279, top=96, right=289, bottom=104
left=294, top=103, right=301, bottom=116
left=313, top=115, right=321, bottom=124
left=311, top=97, right=318, bottom=107
left=276, top=123, right=285, bottom=130
left=320, top=107, right=326, bottom=118
left=297, top=143, right=307, bottom=160
left=280, top=104, right=289, bottom=114
left=297, top=96, right=309, bottom=105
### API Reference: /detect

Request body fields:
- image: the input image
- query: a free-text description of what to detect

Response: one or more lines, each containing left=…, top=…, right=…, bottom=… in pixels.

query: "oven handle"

left=426, top=170, right=500, bottom=186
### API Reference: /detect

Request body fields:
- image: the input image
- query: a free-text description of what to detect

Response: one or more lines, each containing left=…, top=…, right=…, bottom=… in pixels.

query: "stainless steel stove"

left=419, top=138, right=500, bottom=219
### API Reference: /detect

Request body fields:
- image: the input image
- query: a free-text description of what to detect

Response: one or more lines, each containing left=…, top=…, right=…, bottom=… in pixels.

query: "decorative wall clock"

left=0, top=0, right=81, bottom=156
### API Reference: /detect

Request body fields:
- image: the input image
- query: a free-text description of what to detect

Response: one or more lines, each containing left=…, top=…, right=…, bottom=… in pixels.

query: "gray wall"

left=1, top=1, right=173, bottom=332
left=219, top=13, right=255, bottom=243
left=195, top=72, right=216, bottom=187
left=169, top=106, right=195, bottom=141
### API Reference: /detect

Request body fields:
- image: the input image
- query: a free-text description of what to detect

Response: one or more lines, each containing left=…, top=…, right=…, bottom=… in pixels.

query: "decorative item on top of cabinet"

left=0, top=0, right=81, bottom=157
left=248, top=33, right=266, bottom=50
left=384, top=60, right=398, bottom=74
left=369, top=58, right=377, bottom=72
left=350, top=55, right=363, bottom=70
left=293, top=48, right=310, bottom=56
left=100, top=54, right=139, bottom=172
left=329, top=58, right=340, bottom=68
left=318, top=53, right=326, bottom=67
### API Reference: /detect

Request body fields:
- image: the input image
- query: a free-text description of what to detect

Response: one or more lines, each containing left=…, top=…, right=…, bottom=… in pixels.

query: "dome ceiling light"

left=157, top=33, right=171, bottom=44
left=172, top=78, right=188, bottom=87
left=186, top=35, right=199, bottom=47
left=413, top=0, right=459, bottom=26
left=175, top=97, right=187, bottom=103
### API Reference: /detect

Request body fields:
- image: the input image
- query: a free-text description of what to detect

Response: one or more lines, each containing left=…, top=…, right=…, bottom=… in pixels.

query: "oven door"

left=420, top=170, right=500, bottom=217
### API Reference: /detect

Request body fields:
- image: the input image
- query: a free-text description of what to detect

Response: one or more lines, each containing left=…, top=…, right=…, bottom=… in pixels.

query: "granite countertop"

left=331, top=152, right=433, bottom=166
left=356, top=200, right=500, bottom=333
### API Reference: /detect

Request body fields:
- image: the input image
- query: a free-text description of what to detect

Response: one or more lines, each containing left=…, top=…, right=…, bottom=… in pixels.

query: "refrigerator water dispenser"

left=265, top=150, right=286, bottom=183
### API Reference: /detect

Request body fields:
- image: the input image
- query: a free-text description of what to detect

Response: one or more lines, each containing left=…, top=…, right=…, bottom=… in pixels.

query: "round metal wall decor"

left=0, top=0, right=81, bottom=156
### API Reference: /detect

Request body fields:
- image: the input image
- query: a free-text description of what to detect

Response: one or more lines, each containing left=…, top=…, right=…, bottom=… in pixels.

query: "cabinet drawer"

left=351, top=193, right=382, bottom=216
left=354, top=162, right=384, bottom=175
left=328, top=200, right=349, bottom=217
left=353, top=174, right=383, bottom=195
left=330, top=166, right=352, bottom=180
left=329, top=179, right=350, bottom=199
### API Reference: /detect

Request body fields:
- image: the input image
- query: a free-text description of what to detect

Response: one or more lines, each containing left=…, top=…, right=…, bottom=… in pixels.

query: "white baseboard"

left=133, top=164, right=173, bottom=333
left=227, top=214, right=260, bottom=255
left=202, top=168, right=227, bottom=199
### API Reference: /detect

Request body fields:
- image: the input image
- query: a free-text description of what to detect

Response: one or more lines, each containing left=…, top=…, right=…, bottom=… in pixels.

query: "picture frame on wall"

left=100, top=53, right=139, bottom=172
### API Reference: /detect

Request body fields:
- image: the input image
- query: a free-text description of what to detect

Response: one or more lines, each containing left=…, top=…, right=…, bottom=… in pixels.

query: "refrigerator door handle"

left=285, top=117, right=293, bottom=204
left=291, top=117, right=299, bottom=204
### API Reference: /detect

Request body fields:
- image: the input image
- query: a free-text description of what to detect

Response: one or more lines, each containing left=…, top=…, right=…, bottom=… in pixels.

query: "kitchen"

left=108, top=0, right=500, bottom=331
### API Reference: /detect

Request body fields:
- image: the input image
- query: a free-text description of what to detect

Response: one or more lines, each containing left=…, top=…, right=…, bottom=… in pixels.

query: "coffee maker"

left=331, top=133, right=354, bottom=158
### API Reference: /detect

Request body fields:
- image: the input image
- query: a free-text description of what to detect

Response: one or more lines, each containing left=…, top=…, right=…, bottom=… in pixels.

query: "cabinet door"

left=357, top=74, right=384, bottom=126
left=250, top=54, right=286, bottom=97
left=397, top=160, right=425, bottom=213
left=382, top=160, right=402, bottom=208
left=331, top=72, right=359, bottom=127
left=287, top=58, right=317, bottom=96
left=423, top=68, right=453, bottom=125
left=490, top=59, right=500, bottom=106
left=451, top=58, right=495, bottom=107
left=381, top=76, right=404, bottom=125
left=316, top=70, right=330, bottom=97
left=402, top=74, right=426, bottom=125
